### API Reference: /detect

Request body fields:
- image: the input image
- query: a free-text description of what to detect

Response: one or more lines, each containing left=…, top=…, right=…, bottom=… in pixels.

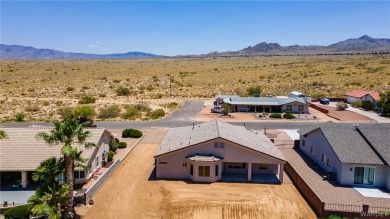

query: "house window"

left=190, top=164, right=193, bottom=176
left=74, top=171, right=86, bottom=179
left=214, top=142, right=225, bottom=149
left=326, top=158, right=330, bottom=167
left=56, top=173, right=65, bottom=183
left=159, top=162, right=167, bottom=164
left=88, top=163, right=92, bottom=175
left=287, top=105, right=292, bottom=111
left=311, top=146, right=315, bottom=154
left=298, top=105, right=304, bottom=111
left=228, top=163, right=246, bottom=169
left=354, top=167, right=375, bottom=185
left=198, top=166, right=210, bottom=177
left=216, top=165, right=219, bottom=176
left=74, top=171, right=80, bottom=179
left=95, top=156, right=99, bottom=168
left=259, top=164, right=268, bottom=169
left=302, top=140, right=305, bottom=147
left=182, top=163, right=187, bottom=167
left=322, top=154, right=327, bottom=163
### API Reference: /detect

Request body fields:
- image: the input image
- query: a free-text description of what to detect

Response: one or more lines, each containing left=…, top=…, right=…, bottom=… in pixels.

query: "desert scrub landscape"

left=1, top=54, right=389, bottom=122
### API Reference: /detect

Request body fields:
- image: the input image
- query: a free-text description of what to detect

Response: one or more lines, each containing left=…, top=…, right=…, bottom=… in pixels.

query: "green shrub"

left=58, top=106, right=73, bottom=119
left=116, top=87, right=130, bottom=96
left=15, top=112, right=25, bottom=122
left=361, top=100, right=373, bottom=110
left=4, top=204, right=32, bottom=219
left=283, top=113, right=296, bottom=119
left=247, top=86, right=262, bottom=96
left=73, top=105, right=96, bottom=118
left=327, top=214, right=348, bottom=219
left=118, top=142, right=127, bottom=149
left=122, top=128, right=143, bottom=138
left=78, top=96, right=97, bottom=104
left=133, top=102, right=151, bottom=112
left=162, top=102, right=179, bottom=109
left=148, top=109, right=166, bottom=119
left=107, top=151, right=114, bottom=162
left=336, top=102, right=348, bottom=111
left=98, top=105, right=121, bottom=119
left=109, top=140, right=118, bottom=153
left=351, top=101, right=362, bottom=108
left=66, top=87, right=75, bottom=92
left=121, top=105, right=141, bottom=120
left=269, top=113, right=282, bottom=119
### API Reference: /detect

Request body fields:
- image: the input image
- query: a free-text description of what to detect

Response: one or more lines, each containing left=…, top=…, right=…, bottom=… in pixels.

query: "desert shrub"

left=58, top=106, right=73, bottom=119
left=361, top=100, right=373, bottom=110
left=162, top=102, right=179, bottom=109
left=98, top=105, right=121, bottom=119
left=78, top=96, right=96, bottom=104
left=283, top=113, right=296, bottom=119
left=247, top=86, right=262, bottom=96
left=336, top=102, right=348, bottom=111
left=66, top=87, right=75, bottom=92
left=378, top=91, right=390, bottom=117
left=351, top=101, right=362, bottom=108
left=107, top=151, right=114, bottom=161
left=121, top=105, right=141, bottom=120
left=122, top=128, right=143, bottom=138
left=98, top=93, right=106, bottom=97
left=15, top=112, right=25, bottom=122
left=25, top=105, right=40, bottom=112
left=73, top=105, right=96, bottom=118
left=42, top=100, right=50, bottom=106
left=118, top=142, right=127, bottom=149
left=148, top=109, right=165, bottom=119
left=269, top=113, right=282, bottom=119
left=116, top=87, right=130, bottom=96
left=133, top=102, right=151, bottom=112
left=4, top=204, right=32, bottom=219
left=153, top=93, right=164, bottom=99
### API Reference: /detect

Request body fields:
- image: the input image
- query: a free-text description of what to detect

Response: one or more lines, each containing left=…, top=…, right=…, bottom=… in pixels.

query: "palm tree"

left=37, top=118, right=95, bottom=219
left=0, top=129, right=7, bottom=140
left=29, top=184, right=69, bottom=219
left=33, top=157, right=64, bottom=186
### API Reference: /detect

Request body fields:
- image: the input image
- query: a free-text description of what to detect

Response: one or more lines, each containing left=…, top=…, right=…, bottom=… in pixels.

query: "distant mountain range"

left=0, top=44, right=162, bottom=59
left=1, top=35, right=390, bottom=59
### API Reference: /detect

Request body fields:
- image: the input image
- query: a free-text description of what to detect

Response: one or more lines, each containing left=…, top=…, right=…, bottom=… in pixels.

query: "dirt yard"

left=315, top=105, right=375, bottom=122
left=77, top=129, right=316, bottom=219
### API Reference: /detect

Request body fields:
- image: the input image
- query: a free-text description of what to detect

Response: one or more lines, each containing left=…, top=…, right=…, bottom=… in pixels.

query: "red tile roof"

left=345, top=90, right=380, bottom=101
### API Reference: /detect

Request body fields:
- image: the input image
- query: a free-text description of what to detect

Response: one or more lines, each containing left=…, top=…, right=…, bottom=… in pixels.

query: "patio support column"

left=247, top=163, right=252, bottom=181
left=21, top=171, right=28, bottom=188
left=279, top=164, right=284, bottom=183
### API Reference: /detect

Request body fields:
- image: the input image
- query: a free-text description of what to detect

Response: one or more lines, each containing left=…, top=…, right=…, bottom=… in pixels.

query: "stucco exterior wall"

left=387, top=167, right=390, bottom=190
left=251, top=163, right=279, bottom=175
left=86, top=131, right=112, bottom=178
left=281, top=103, right=309, bottom=113
left=156, top=138, right=285, bottom=182
left=340, top=163, right=387, bottom=187
left=299, top=129, right=343, bottom=182
left=346, top=95, right=380, bottom=110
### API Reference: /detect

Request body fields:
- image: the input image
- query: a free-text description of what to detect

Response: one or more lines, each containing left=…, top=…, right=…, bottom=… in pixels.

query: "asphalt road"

left=3, top=100, right=390, bottom=130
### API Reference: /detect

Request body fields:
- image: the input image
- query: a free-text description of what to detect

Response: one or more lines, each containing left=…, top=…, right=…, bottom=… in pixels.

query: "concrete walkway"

left=0, top=190, right=35, bottom=205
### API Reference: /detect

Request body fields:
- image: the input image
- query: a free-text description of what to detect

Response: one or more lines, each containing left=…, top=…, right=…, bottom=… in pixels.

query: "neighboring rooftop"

left=0, top=127, right=111, bottom=171
left=298, top=122, right=387, bottom=165
left=345, top=90, right=380, bottom=101
left=223, top=97, right=306, bottom=106
left=155, top=120, right=286, bottom=162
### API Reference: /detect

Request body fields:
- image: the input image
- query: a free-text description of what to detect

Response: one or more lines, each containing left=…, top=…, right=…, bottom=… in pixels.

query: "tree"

left=33, top=157, right=64, bottom=187
left=361, top=100, right=373, bottom=110
left=0, top=130, right=7, bottom=140
left=247, top=86, right=262, bottom=96
left=378, top=90, right=390, bottom=117
left=221, top=103, right=231, bottom=116
left=29, top=184, right=69, bottom=219
left=36, top=118, right=95, bottom=219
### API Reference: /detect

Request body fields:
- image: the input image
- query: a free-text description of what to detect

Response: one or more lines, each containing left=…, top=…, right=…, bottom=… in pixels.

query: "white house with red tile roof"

left=345, top=90, right=381, bottom=110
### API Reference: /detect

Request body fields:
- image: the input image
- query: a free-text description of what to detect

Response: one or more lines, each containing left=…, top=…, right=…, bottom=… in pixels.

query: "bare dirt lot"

left=315, top=105, right=375, bottom=122
left=77, top=129, right=316, bottom=219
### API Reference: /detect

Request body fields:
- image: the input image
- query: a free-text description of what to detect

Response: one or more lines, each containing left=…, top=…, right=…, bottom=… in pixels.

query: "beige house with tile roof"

left=0, top=127, right=114, bottom=188
left=155, top=120, right=287, bottom=183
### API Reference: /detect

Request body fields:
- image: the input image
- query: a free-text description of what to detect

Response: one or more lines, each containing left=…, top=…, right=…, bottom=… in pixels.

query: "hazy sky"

left=1, top=1, right=389, bottom=56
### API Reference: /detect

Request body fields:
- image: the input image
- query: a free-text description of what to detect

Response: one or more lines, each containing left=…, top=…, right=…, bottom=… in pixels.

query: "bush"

left=351, top=101, right=362, bottom=108
left=15, top=112, right=25, bottom=122
left=247, top=86, right=262, bottom=96
left=4, top=204, right=32, bottom=219
left=109, top=140, right=118, bottom=153
left=25, top=105, right=40, bottom=112
left=118, top=142, right=127, bottom=149
left=121, top=105, right=141, bottom=120
left=66, top=87, right=75, bottom=92
left=73, top=105, right=96, bottom=118
left=336, top=102, right=348, bottom=111
left=58, top=107, right=73, bottom=119
left=269, top=113, right=282, bottom=119
left=122, top=128, right=143, bottom=138
left=78, top=96, right=97, bottom=104
left=133, top=102, right=151, bottom=112
left=116, top=87, right=130, bottom=96
left=283, top=113, right=296, bottom=119
left=361, top=100, right=373, bottom=110
left=162, top=102, right=179, bottom=109
left=98, top=105, right=121, bottom=119
left=107, top=151, right=114, bottom=162
left=148, top=109, right=165, bottom=119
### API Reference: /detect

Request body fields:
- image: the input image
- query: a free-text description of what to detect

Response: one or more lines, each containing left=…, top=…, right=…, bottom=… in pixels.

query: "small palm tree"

left=0, top=129, right=7, bottom=140
left=33, top=157, right=64, bottom=186
left=29, top=184, right=69, bottom=219
left=37, top=118, right=95, bottom=219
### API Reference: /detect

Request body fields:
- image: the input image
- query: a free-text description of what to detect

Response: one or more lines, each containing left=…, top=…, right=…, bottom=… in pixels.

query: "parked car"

left=320, top=98, right=330, bottom=105
left=211, top=105, right=223, bottom=113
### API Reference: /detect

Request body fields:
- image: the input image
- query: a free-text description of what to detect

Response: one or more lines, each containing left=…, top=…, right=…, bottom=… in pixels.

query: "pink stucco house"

left=154, top=120, right=287, bottom=183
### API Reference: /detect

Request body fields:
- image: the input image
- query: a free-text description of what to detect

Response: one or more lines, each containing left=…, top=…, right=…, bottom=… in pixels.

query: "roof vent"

left=353, top=124, right=359, bottom=131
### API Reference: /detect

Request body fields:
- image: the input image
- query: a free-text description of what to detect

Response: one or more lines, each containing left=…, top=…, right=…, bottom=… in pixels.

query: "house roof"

left=223, top=97, right=306, bottom=106
left=187, top=155, right=222, bottom=162
left=215, top=95, right=239, bottom=99
left=298, top=122, right=385, bottom=165
left=345, top=90, right=380, bottom=101
left=0, top=127, right=110, bottom=171
left=155, top=120, right=287, bottom=162
left=358, top=126, right=390, bottom=165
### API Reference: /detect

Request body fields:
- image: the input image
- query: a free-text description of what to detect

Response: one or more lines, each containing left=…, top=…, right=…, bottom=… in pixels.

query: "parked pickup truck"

left=211, top=105, right=223, bottom=113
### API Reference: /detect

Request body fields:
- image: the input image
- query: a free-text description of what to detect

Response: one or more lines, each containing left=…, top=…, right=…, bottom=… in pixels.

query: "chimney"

left=353, top=124, right=359, bottom=131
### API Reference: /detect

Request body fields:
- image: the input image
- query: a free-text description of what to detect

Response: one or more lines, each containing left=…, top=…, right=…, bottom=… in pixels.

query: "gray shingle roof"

left=359, top=126, right=390, bottom=165
left=298, top=122, right=384, bottom=165
left=0, top=127, right=109, bottom=171
left=223, top=97, right=306, bottom=106
left=155, top=120, right=287, bottom=162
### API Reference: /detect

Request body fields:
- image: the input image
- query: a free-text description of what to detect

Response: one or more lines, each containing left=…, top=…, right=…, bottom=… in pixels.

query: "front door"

left=354, top=167, right=375, bottom=185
